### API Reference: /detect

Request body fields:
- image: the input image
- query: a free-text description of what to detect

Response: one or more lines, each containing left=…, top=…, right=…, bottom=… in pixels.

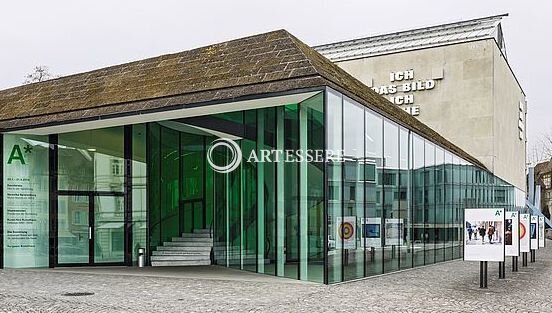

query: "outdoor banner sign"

left=336, top=216, right=356, bottom=249
left=505, top=212, right=520, bottom=257
left=361, top=217, right=382, bottom=248
left=384, top=218, right=404, bottom=246
left=530, top=215, right=539, bottom=250
left=464, top=208, right=505, bottom=262
left=520, top=214, right=530, bottom=253
left=539, top=216, right=545, bottom=248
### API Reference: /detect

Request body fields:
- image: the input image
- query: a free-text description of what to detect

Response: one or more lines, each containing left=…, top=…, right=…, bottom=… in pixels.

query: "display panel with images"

left=464, top=208, right=505, bottom=262
left=539, top=216, right=545, bottom=248
left=519, top=214, right=530, bottom=253
left=505, top=212, right=520, bottom=257
left=530, top=215, right=538, bottom=250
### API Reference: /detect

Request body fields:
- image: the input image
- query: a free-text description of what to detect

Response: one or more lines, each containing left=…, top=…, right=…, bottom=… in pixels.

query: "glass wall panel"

left=302, top=94, right=324, bottom=283
left=399, top=128, right=412, bottom=269
left=57, top=195, right=88, bottom=264
left=326, top=90, right=343, bottom=283
left=94, top=195, right=124, bottom=263
left=365, top=109, right=383, bottom=276
left=132, top=124, right=147, bottom=262
left=444, top=151, right=453, bottom=260
left=58, top=127, right=124, bottom=192
left=412, top=135, right=425, bottom=267
left=424, top=141, right=435, bottom=265
left=343, top=98, right=365, bottom=281
left=383, top=120, right=400, bottom=273
left=434, top=147, right=445, bottom=262
left=284, top=104, right=299, bottom=280
left=3, top=134, right=49, bottom=268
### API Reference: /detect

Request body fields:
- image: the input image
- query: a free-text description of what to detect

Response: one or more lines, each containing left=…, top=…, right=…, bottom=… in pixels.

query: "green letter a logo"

left=7, top=145, right=26, bottom=165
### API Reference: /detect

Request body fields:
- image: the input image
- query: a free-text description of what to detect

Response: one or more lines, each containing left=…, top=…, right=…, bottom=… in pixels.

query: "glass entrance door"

left=94, top=196, right=124, bottom=263
left=57, top=193, right=125, bottom=265
left=58, top=195, right=90, bottom=264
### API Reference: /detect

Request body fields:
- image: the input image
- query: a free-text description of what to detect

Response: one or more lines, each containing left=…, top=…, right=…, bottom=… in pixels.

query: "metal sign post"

left=512, top=256, right=518, bottom=272
left=498, top=261, right=505, bottom=279
left=479, top=261, right=488, bottom=288
left=522, top=252, right=528, bottom=267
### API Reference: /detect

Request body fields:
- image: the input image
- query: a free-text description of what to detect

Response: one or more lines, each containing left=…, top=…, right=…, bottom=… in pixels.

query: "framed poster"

left=539, top=216, right=545, bottom=248
left=464, top=208, right=505, bottom=262
left=505, top=212, right=520, bottom=257
left=361, top=217, right=381, bottom=248
left=384, top=218, right=404, bottom=246
left=336, top=216, right=356, bottom=249
left=520, top=214, right=530, bottom=253
left=530, top=215, right=538, bottom=250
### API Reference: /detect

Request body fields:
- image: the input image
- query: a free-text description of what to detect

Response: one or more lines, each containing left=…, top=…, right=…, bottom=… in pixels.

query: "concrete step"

left=156, top=246, right=212, bottom=252
left=181, top=233, right=212, bottom=238
left=151, top=260, right=211, bottom=267
left=172, top=237, right=213, bottom=243
left=193, top=229, right=211, bottom=234
left=151, top=255, right=210, bottom=262
left=165, top=241, right=214, bottom=247
left=152, top=250, right=210, bottom=256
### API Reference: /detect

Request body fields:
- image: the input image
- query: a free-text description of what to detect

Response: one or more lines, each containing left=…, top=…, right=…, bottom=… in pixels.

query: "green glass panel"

left=132, top=124, right=147, bottom=262
left=94, top=196, right=124, bottom=263
left=57, top=195, right=89, bottom=264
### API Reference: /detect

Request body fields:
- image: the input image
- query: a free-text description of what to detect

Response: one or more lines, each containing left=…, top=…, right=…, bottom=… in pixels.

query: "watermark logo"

left=207, top=138, right=242, bottom=173
left=207, top=138, right=344, bottom=174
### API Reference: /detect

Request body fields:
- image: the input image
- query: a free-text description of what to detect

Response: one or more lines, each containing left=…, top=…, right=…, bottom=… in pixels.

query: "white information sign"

left=530, top=215, right=538, bottom=250
left=464, top=208, right=505, bottom=262
left=336, top=216, right=356, bottom=249
left=361, top=217, right=381, bottom=248
left=539, top=216, right=545, bottom=248
left=384, top=218, right=404, bottom=246
left=505, top=212, right=520, bottom=257
left=520, top=214, right=530, bottom=253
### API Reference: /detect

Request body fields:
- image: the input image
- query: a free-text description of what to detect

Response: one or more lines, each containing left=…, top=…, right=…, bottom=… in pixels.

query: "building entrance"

left=57, top=192, right=125, bottom=266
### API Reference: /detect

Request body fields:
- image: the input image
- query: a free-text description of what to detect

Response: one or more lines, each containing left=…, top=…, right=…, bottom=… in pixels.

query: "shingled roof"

left=0, top=29, right=486, bottom=169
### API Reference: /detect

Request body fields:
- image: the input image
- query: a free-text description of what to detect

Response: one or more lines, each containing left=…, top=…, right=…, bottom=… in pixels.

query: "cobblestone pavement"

left=1, top=244, right=551, bottom=312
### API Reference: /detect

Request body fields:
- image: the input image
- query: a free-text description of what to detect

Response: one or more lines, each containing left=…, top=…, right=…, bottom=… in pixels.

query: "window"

left=111, top=159, right=123, bottom=176
left=542, top=174, right=551, bottom=189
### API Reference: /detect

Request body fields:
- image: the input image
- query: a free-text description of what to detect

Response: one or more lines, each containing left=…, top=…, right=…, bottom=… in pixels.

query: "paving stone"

left=0, top=243, right=551, bottom=312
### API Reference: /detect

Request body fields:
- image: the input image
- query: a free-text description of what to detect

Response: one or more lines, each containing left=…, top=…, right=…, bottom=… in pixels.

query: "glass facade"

left=0, top=89, right=520, bottom=284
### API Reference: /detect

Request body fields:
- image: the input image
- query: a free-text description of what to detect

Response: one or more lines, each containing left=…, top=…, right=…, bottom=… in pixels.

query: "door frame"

left=55, top=190, right=125, bottom=267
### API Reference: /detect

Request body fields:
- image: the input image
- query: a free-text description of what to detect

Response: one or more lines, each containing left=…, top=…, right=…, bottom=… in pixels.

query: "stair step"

left=151, top=255, right=211, bottom=262
left=193, top=229, right=211, bottom=234
left=157, top=246, right=212, bottom=251
left=172, top=237, right=213, bottom=243
left=165, top=241, right=214, bottom=247
left=151, top=260, right=211, bottom=267
left=181, top=233, right=212, bottom=238
left=152, top=250, right=210, bottom=256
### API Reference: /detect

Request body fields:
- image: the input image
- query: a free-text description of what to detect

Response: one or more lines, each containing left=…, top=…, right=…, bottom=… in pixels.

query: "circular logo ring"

left=207, top=138, right=242, bottom=173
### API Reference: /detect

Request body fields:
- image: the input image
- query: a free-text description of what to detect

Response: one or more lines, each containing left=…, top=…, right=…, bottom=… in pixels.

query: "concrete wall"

left=334, top=39, right=526, bottom=190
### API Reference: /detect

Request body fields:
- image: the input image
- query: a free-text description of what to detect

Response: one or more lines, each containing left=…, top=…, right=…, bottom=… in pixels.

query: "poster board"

left=361, top=217, right=381, bottom=248
left=505, top=212, right=520, bottom=257
left=520, top=214, right=530, bottom=253
left=539, top=216, right=545, bottom=248
left=336, top=216, right=356, bottom=249
left=384, top=218, right=404, bottom=246
left=464, top=208, right=505, bottom=262
left=530, top=215, right=538, bottom=250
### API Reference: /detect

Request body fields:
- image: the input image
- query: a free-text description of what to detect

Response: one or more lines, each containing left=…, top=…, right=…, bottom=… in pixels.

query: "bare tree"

left=23, top=65, right=58, bottom=84
left=530, top=130, right=552, bottom=164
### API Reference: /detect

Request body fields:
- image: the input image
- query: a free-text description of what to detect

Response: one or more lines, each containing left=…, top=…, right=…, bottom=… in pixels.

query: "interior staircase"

left=151, top=229, right=213, bottom=266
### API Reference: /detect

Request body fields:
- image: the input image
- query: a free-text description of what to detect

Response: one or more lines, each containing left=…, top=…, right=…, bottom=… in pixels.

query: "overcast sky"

left=1, top=0, right=549, bottom=154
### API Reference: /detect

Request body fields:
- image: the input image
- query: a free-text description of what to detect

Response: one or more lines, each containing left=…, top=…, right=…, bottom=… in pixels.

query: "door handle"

left=89, top=227, right=92, bottom=240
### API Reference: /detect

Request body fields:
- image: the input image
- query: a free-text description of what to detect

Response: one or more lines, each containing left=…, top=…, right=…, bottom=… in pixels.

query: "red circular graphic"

left=340, top=222, right=355, bottom=240
left=520, top=223, right=526, bottom=239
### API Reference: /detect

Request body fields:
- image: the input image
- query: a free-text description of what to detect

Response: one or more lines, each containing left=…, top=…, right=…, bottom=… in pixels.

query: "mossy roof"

left=0, top=29, right=485, bottom=169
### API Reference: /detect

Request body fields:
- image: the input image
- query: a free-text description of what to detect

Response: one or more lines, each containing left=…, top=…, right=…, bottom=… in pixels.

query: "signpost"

left=520, top=214, right=530, bottom=267
left=539, top=216, right=545, bottom=248
left=464, top=208, right=505, bottom=288
left=530, top=215, right=538, bottom=263
left=505, top=212, right=520, bottom=273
